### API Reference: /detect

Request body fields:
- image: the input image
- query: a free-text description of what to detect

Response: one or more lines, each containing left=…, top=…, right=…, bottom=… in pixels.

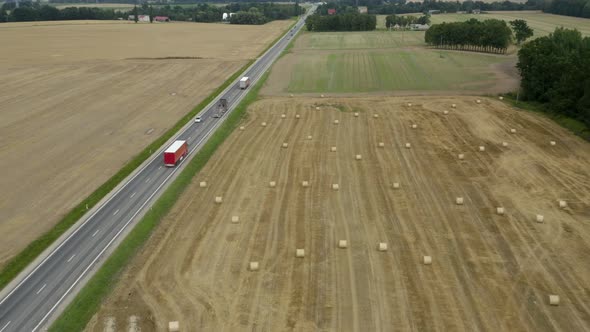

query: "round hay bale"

left=261, top=122, right=267, bottom=127
left=282, top=142, right=288, bottom=148
left=231, top=216, right=239, bottom=223
left=443, top=110, right=449, bottom=115
left=451, top=104, right=456, bottom=108
left=536, top=214, right=544, bottom=223
left=296, top=249, right=305, bottom=258
left=496, top=207, right=505, bottom=215
left=476, top=99, right=481, bottom=104
left=510, top=128, right=516, bottom=133
left=499, top=96, right=504, bottom=100
left=316, top=107, right=320, bottom=111
left=215, top=196, right=223, bottom=204
left=239, top=126, right=245, bottom=131
left=330, top=146, right=337, bottom=152
left=549, top=295, right=560, bottom=306
left=407, top=103, right=412, bottom=107
left=355, top=154, right=362, bottom=160
left=249, top=262, right=259, bottom=271
left=458, top=154, right=465, bottom=160
left=338, top=240, right=348, bottom=248
left=393, top=182, right=400, bottom=189
left=290, top=94, right=294, bottom=97
left=378, top=243, right=388, bottom=251
left=411, top=124, right=418, bottom=129
left=559, top=200, right=567, bottom=208
left=302, top=181, right=310, bottom=187
left=479, top=146, right=486, bottom=152
left=423, top=256, right=432, bottom=265
left=405, top=143, right=411, bottom=149
left=281, top=114, right=286, bottom=119
left=295, top=114, right=301, bottom=119
left=456, top=197, right=464, bottom=205
left=334, top=119, right=339, bottom=125
left=378, top=142, right=385, bottom=148
left=502, top=142, right=508, bottom=147
left=269, top=181, right=276, bottom=188
left=168, top=321, right=180, bottom=332
left=320, top=94, right=325, bottom=98
left=373, top=114, right=379, bottom=118
left=354, top=112, right=359, bottom=117
left=199, top=181, right=207, bottom=188
left=307, top=135, right=313, bottom=140
left=332, top=183, right=340, bottom=191
left=550, top=140, right=556, bottom=146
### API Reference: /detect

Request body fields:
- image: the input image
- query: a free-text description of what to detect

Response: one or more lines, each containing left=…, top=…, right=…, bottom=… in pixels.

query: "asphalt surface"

left=0, top=9, right=314, bottom=332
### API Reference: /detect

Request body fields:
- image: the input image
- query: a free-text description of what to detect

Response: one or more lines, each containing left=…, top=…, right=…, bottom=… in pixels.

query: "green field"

left=304, top=30, right=425, bottom=49
left=286, top=49, right=507, bottom=93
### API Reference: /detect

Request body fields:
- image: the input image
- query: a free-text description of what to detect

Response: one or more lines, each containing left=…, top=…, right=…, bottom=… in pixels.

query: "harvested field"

left=0, top=20, right=290, bottom=268
left=88, top=96, right=590, bottom=331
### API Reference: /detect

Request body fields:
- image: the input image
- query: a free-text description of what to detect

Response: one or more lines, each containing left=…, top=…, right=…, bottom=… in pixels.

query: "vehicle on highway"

left=195, top=116, right=202, bottom=123
left=239, top=76, right=251, bottom=89
left=163, top=140, right=188, bottom=167
left=213, top=98, right=228, bottom=118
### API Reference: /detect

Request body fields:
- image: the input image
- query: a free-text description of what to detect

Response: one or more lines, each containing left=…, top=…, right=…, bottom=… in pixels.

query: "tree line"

left=305, top=13, right=377, bottom=32
left=385, top=14, right=430, bottom=29
left=335, top=0, right=543, bottom=15
left=517, top=28, right=590, bottom=128
left=424, top=19, right=512, bottom=54
left=542, top=0, right=590, bottom=18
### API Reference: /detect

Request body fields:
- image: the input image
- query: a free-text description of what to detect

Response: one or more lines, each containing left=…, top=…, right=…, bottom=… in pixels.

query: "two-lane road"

left=0, top=8, right=314, bottom=331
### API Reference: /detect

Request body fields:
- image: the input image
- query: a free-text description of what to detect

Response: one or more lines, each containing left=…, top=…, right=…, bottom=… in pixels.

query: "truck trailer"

left=163, top=140, right=188, bottom=167
left=239, top=76, right=250, bottom=89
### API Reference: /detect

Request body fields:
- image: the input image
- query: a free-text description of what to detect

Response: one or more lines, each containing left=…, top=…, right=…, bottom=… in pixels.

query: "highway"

left=0, top=8, right=314, bottom=332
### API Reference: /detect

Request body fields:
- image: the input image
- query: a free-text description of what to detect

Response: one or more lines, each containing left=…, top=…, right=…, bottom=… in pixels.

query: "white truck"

left=239, top=76, right=250, bottom=89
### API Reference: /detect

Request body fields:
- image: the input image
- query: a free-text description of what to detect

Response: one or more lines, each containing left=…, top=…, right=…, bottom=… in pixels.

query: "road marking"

left=146, top=177, right=151, bottom=183
left=130, top=192, right=136, bottom=198
left=188, top=136, right=192, bottom=140
left=159, top=166, right=162, bottom=170
left=113, top=209, right=119, bottom=216
left=67, top=254, right=76, bottom=263
left=0, top=321, right=11, bottom=332
left=36, top=284, right=46, bottom=295
left=92, top=230, right=99, bottom=237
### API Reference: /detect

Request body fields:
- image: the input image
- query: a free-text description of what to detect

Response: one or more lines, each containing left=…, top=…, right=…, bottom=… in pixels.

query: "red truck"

left=163, top=140, right=188, bottom=167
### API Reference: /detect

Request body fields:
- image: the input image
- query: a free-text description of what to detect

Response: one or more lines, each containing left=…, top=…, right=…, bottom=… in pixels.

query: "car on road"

left=195, top=116, right=202, bottom=123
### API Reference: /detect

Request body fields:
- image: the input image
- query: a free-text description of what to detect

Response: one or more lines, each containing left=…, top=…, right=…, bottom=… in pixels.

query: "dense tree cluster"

left=517, top=28, right=590, bottom=127
left=0, top=2, right=118, bottom=22
left=425, top=19, right=512, bottom=54
left=385, top=14, right=430, bottom=28
left=305, top=13, right=377, bottom=31
left=543, top=0, right=590, bottom=18
left=366, top=0, right=541, bottom=15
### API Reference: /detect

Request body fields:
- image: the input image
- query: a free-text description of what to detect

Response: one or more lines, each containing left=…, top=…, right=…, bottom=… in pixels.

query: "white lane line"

left=67, top=254, right=76, bottom=263
left=188, top=136, right=192, bottom=140
left=0, top=321, right=11, bottom=332
left=36, top=284, right=46, bottom=295
left=158, top=166, right=162, bottom=170
left=130, top=192, right=136, bottom=199
left=92, top=230, right=99, bottom=237
left=113, top=209, right=119, bottom=216
left=146, top=178, right=151, bottom=183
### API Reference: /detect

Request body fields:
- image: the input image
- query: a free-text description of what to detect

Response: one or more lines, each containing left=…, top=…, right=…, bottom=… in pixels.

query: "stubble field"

left=88, top=96, right=590, bottom=331
left=0, top=20, right=290, bottom=268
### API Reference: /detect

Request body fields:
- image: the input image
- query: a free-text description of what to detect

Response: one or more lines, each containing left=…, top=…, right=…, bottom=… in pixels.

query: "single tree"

left=510, top=19, right=533, bottom=45
left=149, top=5, right=153, bottom=23
left=133, top=4, right=138, bottom=23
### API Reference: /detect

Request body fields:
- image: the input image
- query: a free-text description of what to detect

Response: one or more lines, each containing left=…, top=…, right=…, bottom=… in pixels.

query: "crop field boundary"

left=49, top=69, right=271, bottom=332
left=0, top=19, right=295, bottom=293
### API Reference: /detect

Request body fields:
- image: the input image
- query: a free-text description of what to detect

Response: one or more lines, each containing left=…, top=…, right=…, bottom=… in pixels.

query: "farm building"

left=128, top=15, right=150, bottom=22
left=328, top=8, right=336, bottom=15
left=410, top=24, right=430, bottom=31
left=154, top=16, right=170, bottom=22
left=358, top=6, right=368, bottom=13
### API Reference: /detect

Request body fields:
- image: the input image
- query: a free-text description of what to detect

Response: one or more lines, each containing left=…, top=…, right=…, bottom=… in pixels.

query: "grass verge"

left=503, top=94, right=590, bottom=141
left=49, top=71, right=270, bottom=331
left=0, top=18, right=296, bottom=292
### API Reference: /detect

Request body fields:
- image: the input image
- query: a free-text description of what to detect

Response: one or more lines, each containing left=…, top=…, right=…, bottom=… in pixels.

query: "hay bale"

left=355, top=154, right=362, bottom=160
left=411, top=124, right=418, bottom=129
left=199, top=181, right=207, bottom=188
left=479, top=146, right=485, bottom=152
left=332, top=184, right=340, bottom=190
left=458, top=153, right=465, bottom=160
left=168, top=321, right=180, bottom=332
left=296, top=114, right=301, bottom=119
left=354, top=112, right=359, bottom=117
left=407, top=103, right=412, bottom=107
left=307, top=135, right=313, bottom=140
left=549, top=295, right=560, bottom=306
left=423, top=256, right=432, bottom=265
left=281, top=114, right=286, bottom=119
left=451, top=104, right=456, bottom=108
left=499, top=96, right=504, bottom=100
left=378, top=243, right=388, bottom=251
left=456, top=197, right=464, bottom=205
left=269, top=181, right=276, bottom=188
left=496, top=207, right=505, bottom=215
left=261, top=122, right=267, bottom=127
left=334, top=119, right=339, bottom=125
left=316, top=107, right=320, bottom=111
left=536, top=214, right=544, bottom=223
left=302, top=181, right=310, bottom=187
left=290, top=94, right=294, bottom=97
left=405, top=143, right=411, bottom=149
left=231, top=216, right=239, bottom=223
left=338, top=240, right=348, bottom=248
left=249, top=262, right=259, bottom=271
left=321, top=94, right=325, bottom=98
left=378, top=142, right=385, bottom=148
left=239, top=126, right=245, bottom=131
left=550, top=141, right=556, bottom=146
left=510, top=128, right=516, bottom=133
left=296, top=249, right=305, bottom=258
left=393, top=182, right=400, bottom=189
left=331, top=146, right=337, bottom=152
left=502, top=142, right=508, bottom=147
left=282, top=142, right=288, bottom=148
left=215, top=196, right=223, bottom=204
left=559, top=200, right=567, bottom=208
left=476, top=99, right=481, bottom=104
left=373, top=114, right=379, bottom=118
left=443, top=110, right=449, bottom=115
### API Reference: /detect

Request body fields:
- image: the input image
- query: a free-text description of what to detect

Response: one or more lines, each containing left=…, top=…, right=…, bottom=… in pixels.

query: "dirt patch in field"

left=0, top=20, right=290, bottom=268
left=88, top=96, right=590, bottom=331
